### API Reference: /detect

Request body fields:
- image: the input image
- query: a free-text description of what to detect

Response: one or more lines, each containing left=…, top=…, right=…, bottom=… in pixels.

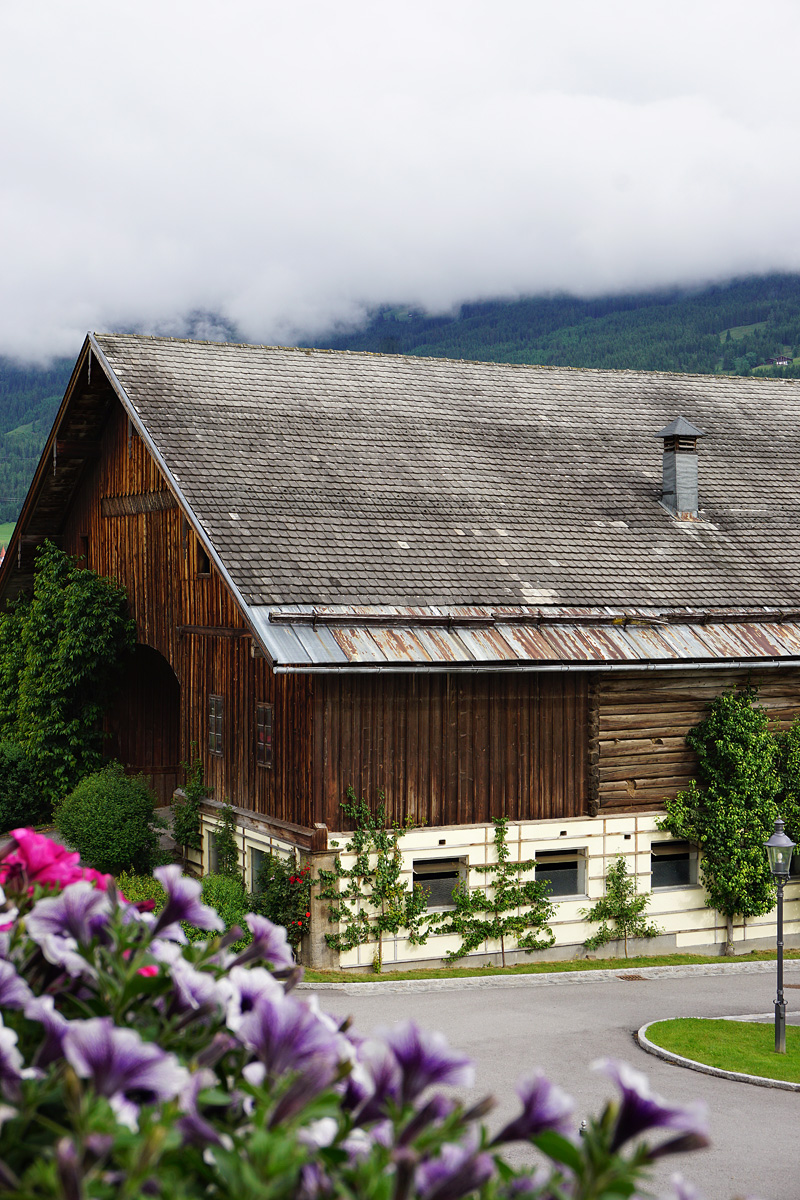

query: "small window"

left=535, top=849, right=586, bottom=897
left=196, top=537, right=211, bottom=575
left=256, top=703, right=274, bottom=768
left=651, top=841, right=697, bottom=888
left=413, top=858, right=464, bottom=908
left=251, top=846, right=266, bottom=891
left=208, top=694, right=224, bottom=756
left=207, top=830, right=219, bottom=874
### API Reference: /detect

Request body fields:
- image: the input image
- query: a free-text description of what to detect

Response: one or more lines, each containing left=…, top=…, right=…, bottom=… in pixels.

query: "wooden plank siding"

left=313, top=673, right=589, bottom=829
left=597, top=667, right=800, bottom=813
left=59, top=388, right=314, bottom=818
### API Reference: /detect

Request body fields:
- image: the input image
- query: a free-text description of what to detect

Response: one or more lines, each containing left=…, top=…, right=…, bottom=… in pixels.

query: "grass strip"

left=645, top=1018, right=800, bottom=1083
left=302, top=948, right=800, bottom=984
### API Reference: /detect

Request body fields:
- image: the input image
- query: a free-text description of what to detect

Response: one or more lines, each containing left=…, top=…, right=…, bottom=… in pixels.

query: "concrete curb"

left=636, top=1018, right=800, bottom=1092
left=297, top=959, right=800, bottom=995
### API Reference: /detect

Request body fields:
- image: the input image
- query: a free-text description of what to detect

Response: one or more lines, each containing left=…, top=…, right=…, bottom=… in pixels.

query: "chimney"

left=655, top=416, right=705, bottom=519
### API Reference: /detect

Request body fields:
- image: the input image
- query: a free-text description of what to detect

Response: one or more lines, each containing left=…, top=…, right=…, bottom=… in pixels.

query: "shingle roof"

left=92, top=333, right=800, bottom=609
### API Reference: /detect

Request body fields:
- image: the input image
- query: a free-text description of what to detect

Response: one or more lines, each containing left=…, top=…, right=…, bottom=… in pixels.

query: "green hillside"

left=0, top=358, right=72, bottom=523
left=306, top=273, right=800, bottom=376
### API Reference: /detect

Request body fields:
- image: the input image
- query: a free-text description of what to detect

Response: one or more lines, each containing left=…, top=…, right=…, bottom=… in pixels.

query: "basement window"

left=413, top=858, right=464, bottom=908
left=535, top=849, right=586, bottom=897
left=651, top=841, right=698, bottom=889
left=208, top=694, right=224, bottom=756
left=251, top=846, right=266, bottom=890
left=256, top=703, right=274, bottom=768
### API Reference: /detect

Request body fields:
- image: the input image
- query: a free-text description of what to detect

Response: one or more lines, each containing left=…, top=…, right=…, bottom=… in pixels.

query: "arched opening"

left=105, top=643, right=181, bottom=804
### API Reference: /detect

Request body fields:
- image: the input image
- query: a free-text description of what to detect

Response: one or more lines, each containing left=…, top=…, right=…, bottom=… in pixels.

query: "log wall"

left=597, top=667, right=800, bottom=812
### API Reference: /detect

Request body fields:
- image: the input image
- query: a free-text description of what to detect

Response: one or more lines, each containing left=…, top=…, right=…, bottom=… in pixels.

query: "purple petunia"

left=0, top=1019, right=24, bottom=1102
left=0, top=960, right=32, bottom=1010
left=26, top=883, right=112, bottom=945
left=177, top=1068, right=224, bottom=1147
left=63, top=1017, right=189, bottom=1129
left=224, top=966, right=284, bottom=1032
left=151, top=867, right=224, bottom=938
left=231, top=914, right=295, bottom=972
left=24, top=995, right=69, bottom=1067
left=492, top=1071, right=574, bottom=1145
left=416, top=1140, right=495, bottom=1200
left=593, top=1060, right=709, bottom=1154
left=376, top=1021, right=474, bottom=1105
left=238, top=990, right=342, bottom=1078
left=341, top=1036, right=402, bottom=1123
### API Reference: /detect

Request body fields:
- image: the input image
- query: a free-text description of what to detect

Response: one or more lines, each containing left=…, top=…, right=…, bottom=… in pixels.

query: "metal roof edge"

left=273, top=656, right=800, bottom=675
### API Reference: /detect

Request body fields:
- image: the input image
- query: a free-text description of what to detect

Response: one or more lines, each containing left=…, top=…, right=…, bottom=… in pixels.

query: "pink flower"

left=137, top=965, right=159, bottom=978
left=0, top=830, right=113, bottom=893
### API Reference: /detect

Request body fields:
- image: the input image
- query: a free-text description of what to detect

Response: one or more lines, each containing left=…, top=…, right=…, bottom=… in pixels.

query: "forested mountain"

left=307, top=273, right=800, bottom=377
left=3, top=273, right=800, bottom=527
left=0, top=358, right=72, bottom=524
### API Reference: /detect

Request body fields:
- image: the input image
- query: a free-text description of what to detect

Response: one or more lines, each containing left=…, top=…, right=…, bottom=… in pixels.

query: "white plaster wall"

left=319, top=812, right=800, bottom=970
left=200, top=815, right=298, bottom=892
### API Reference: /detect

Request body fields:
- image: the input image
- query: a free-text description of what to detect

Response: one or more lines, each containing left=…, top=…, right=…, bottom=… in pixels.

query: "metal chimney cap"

left=655, top=416, right=705, bottom=440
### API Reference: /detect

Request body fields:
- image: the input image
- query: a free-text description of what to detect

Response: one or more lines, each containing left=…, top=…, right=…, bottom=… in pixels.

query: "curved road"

left=311, top=966, right=800, bottom=1200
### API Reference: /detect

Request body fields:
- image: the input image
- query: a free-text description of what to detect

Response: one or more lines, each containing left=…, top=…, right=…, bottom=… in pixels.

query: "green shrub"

left=0, top=740, right=48, bottom=833
left=184, top=873, right=251, bottom=950
left=54, top=761, right=165, bottom=875
left=115, top=871, right=166, bottom=908
left=171, top=749, right=207, bottom=858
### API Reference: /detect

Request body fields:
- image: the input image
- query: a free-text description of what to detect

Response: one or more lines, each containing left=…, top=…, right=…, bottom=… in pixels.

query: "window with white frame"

left=650, top=841, right=698, bottom=888
left=535, top=849, right=587, bottom=897
left=413, top=858, right=465, bottom=908
left=251, top=846, right=266, bottom=891
left=207, top=830, right=219, bottom=874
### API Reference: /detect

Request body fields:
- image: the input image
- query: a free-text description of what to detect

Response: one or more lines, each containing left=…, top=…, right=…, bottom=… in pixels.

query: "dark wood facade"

left=43, top=378, right=592, bottom=828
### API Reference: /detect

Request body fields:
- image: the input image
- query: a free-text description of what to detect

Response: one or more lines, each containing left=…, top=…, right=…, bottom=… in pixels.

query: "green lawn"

left=302, top=947, right=800, bottom=984
left=645, top=1018, right=800, bottom=1083
left=0, top=522, right=14, bottom=547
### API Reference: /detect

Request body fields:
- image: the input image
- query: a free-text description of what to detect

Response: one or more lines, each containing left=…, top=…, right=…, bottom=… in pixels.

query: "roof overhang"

left=246, top=604, right=800, bottom=674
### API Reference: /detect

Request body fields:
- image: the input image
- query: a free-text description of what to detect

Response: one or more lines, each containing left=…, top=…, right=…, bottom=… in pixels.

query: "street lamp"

left=764, top=816, right=796, bottom=1054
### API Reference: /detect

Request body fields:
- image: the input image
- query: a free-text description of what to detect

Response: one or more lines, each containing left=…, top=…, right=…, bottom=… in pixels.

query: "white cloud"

left=2, top=0, right=800, bottom=360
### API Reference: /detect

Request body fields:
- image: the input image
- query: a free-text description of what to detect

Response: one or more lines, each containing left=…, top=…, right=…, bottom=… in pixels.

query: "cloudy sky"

left=3, top=0, right=800, bottom=361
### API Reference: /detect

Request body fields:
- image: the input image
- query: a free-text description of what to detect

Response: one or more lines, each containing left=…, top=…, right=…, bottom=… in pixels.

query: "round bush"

left=54, top=761, right=163, bottom=874
left=0, top=740, right=48, bottom=833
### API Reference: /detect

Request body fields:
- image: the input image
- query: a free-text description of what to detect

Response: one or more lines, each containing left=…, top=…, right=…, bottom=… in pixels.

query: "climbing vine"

left=317, top=787, right=429, bottom=971
left=0, top=541, right=135, bottom=808
left=431, top=817, right=555, bottom=966
left=657, top=686, right=780, bottom=955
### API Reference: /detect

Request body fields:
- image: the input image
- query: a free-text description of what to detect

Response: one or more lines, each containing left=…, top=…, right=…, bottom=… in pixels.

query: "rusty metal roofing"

left=246, top=604, right=800, bottom=672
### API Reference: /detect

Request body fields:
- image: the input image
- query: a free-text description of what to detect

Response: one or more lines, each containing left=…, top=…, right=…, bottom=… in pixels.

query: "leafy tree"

left=657, top=687, right=780, bottom=955
left=775, top=716, right=800, bottom=851
left=317, top=786, right=429, bottom=971
left=581, top=856, right=661, bottom=957
left=432, top=817, right=555, bottom=967
left=0, top=541, right=135, bottom=808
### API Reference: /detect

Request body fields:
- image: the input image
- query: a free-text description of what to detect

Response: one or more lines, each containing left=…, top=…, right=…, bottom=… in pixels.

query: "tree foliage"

left=581, top=856, right=661, bottom=957
left=432, top=817, right=555, bottom=967
left=0, top=541, right=135, bottom=808
left=317, top=786, right=429, bottom=970
left=657, top=687, right=780, bottom=951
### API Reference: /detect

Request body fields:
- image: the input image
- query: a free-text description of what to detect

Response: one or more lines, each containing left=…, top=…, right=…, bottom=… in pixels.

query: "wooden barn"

left=4, top=332, right=800, bottom=965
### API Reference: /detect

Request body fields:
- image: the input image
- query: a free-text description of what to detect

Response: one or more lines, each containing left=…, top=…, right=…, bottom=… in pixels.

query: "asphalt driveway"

left=310, top=965, right=800, bottom=1200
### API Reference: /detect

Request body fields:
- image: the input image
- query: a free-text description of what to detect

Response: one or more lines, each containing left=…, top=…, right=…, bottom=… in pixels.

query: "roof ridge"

left=92, top=332, right=800, bottom=386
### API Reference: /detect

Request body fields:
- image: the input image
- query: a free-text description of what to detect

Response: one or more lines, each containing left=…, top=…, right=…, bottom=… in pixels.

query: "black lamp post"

left=764, top=817, right=796, bottom=1054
